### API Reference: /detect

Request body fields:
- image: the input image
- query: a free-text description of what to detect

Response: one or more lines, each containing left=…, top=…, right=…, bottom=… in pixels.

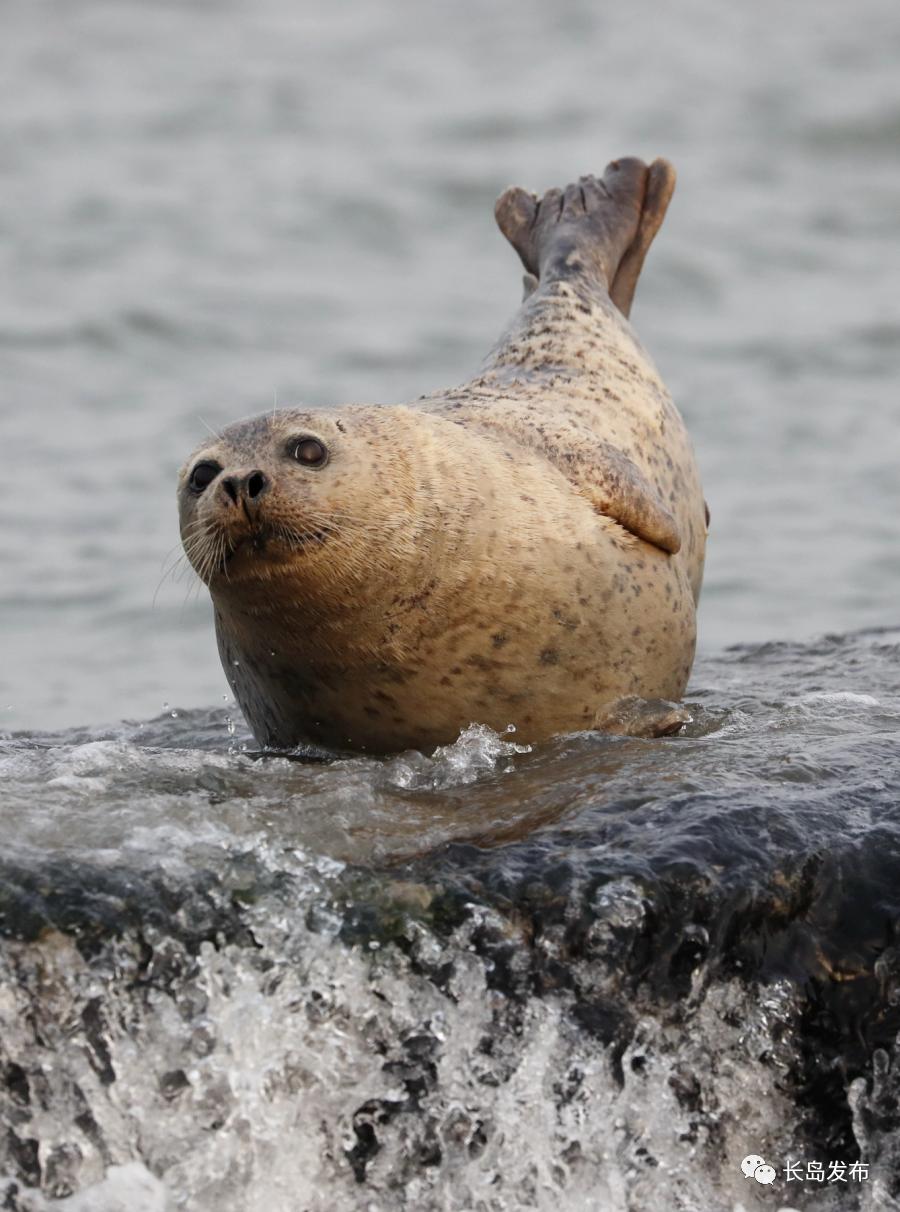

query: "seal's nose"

left=220, top=470, right=269, bottom=509
left=245, top=470, right=268, bottom=499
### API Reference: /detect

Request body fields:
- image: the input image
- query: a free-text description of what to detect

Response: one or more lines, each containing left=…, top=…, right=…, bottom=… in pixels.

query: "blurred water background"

left=2, top=3, right=900, bottom=1210
left=1, top=0, right=898, bottom=730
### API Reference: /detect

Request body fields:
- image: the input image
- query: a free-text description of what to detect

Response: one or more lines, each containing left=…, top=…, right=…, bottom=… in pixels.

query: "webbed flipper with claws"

left=495, top=157, right=676, bottom=316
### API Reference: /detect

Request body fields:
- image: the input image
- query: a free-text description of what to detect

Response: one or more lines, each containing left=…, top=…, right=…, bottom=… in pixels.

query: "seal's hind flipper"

left=562, top=440, right=682, bottom=554
left=609, top=159, right=676, bottom=317
left=495, top=156, right=675, bottom=316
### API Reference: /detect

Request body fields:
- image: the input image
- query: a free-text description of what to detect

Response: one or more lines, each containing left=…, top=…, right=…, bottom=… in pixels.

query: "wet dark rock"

left=2, top=629, right=900, bottom=1208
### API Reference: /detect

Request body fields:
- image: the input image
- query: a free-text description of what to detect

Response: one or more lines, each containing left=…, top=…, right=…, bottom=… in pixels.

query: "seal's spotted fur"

left=178, top=156, right=707, bottom=752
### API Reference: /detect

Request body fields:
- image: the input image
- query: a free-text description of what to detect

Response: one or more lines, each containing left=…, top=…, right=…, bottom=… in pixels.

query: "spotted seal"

left=178, top=156, right=707, bottom=752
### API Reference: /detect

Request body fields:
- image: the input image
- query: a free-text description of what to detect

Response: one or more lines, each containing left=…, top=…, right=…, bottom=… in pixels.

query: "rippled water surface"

left=2, top=0, right=900, bottom=1209
left=2, top=0, right=899, bottom=729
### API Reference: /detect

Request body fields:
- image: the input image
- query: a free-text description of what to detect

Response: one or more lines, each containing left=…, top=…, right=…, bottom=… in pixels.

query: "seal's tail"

left=494, top=157, right=675, bottom=318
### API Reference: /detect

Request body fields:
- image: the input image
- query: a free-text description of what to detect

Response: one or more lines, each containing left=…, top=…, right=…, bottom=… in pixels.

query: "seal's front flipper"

left=562, top=440, right=682, bottom=554
left=594, top=696, right=691, bottom=738
left=495, top=156, right=675, bottom=316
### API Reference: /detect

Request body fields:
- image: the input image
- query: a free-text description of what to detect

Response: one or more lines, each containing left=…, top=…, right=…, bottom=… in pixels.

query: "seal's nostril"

left=222, top=477, right=239, bottom=504
left=246, top=471, right=268, bottom=499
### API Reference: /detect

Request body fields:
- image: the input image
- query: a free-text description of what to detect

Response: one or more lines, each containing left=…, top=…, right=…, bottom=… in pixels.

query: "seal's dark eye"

left=189, top=461, right=221, bottom=493
left=292, top=437, right=328, bottom=467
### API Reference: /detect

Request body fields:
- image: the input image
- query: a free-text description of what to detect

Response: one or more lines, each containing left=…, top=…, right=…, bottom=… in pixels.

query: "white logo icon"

left=741, top=1154, right=777, bottom=1184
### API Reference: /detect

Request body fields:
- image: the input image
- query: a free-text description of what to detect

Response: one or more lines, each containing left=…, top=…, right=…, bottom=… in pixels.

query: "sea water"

left=1, top=1, right=899, bottom=1208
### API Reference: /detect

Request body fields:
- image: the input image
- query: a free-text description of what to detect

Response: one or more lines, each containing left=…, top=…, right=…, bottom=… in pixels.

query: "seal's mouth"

left=220, top=523, right=332, bottom=571
left=183, top=516, right=334, bottom=586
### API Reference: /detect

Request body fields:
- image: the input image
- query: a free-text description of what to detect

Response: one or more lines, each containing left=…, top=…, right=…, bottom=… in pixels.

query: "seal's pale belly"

left=179, top=156, right=707, bottom=753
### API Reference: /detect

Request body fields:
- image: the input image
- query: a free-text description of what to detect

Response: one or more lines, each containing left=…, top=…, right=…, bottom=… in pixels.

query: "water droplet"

left=505, top=723, right=516, bottom=733
left=225, top=716, right=236, bottom=737
left=170, top=710, right=178, bottom=718
left=231, top=659, right=241, bottom=667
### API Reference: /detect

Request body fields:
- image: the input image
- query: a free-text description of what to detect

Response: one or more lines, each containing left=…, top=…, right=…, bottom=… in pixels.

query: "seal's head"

left=177, top=406, right=430, bottom=607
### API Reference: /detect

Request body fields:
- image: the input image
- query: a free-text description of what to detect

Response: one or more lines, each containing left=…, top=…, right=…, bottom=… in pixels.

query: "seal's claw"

left=562, top=181, right=585, bottom=218
left=579, top=173, right=610, bottom=207
left=602, top=157, right=650, bottom=209
left=539, top=186, right=564, bottom=225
